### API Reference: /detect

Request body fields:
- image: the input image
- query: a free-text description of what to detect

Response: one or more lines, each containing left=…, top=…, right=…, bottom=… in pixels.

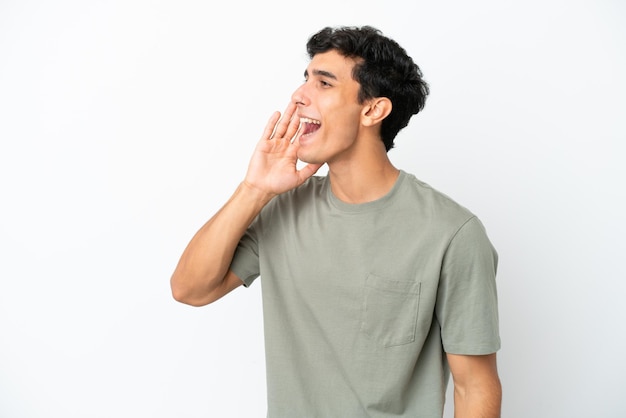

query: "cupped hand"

left=244, top=102, right=322, bottom=197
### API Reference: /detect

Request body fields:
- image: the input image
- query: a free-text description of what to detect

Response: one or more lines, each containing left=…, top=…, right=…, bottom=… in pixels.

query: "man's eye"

left=320, top=80, right=331, bottom=87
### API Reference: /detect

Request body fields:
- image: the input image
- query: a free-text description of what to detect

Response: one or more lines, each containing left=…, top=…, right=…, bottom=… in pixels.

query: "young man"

left=171, top=26, right=501, bottom=417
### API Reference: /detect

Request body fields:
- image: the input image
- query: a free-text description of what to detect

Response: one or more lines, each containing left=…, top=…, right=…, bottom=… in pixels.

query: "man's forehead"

left=306, top=51, right=357, bottom=79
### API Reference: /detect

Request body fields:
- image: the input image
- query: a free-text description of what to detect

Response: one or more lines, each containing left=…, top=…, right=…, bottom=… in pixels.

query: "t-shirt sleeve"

left=229, top=218, right=261, bottom=288
left=436, top=216, right=501, bottom=355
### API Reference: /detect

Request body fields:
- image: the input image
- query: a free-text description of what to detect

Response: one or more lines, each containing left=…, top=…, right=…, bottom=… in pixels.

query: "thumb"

left=296, top=163, right=323, bottom=184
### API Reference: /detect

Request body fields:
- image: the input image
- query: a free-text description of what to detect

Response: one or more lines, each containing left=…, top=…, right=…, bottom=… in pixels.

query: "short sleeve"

left=436, top=216, right=500, bottom=354
left=229, top=218, right=261, bottom=288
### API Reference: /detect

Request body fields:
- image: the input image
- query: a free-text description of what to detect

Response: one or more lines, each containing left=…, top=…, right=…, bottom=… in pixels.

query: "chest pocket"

left=360, top=273, right=421, bottom=347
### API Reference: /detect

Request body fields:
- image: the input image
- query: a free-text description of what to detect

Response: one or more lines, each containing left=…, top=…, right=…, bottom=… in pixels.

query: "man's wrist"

left=239, top=180, right=276, bottom=206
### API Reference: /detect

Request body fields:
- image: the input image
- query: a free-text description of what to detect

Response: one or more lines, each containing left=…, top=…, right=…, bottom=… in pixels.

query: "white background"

left=1, top=0, right=624, bottom=417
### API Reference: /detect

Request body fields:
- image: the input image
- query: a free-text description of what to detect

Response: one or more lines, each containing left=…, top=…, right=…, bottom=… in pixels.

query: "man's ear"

left=362, top=97, right=392, bottom=127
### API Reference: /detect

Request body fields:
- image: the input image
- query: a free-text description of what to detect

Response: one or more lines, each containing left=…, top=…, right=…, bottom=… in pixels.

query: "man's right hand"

left=170, top=102, right=323, bottom=306
left=243, top=102, right=322, bottom=199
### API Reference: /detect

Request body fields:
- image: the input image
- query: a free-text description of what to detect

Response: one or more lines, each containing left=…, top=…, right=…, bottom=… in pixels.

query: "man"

left=171, top=26, right=501, bottom=417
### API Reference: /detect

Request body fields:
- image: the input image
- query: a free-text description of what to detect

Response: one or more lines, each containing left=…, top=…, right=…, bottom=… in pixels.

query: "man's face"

left=292, top=50, right=366, bottom=165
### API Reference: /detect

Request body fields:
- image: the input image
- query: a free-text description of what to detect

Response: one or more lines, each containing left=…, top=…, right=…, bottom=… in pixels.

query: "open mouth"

left=300, top=117, right=321, bottom=136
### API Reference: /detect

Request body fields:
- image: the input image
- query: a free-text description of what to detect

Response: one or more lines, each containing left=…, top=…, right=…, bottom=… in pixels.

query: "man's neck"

left=327, top=155, right=399, bottom=204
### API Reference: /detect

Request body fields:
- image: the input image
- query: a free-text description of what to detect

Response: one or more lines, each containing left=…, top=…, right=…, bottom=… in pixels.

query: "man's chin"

left=296, top=151, right=320, bottom=165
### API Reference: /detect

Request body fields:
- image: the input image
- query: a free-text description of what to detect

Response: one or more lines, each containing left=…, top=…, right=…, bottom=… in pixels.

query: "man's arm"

left=170, top=102, right=322, bottom=306
left=447, top=353, right=502, bottom=418
left=169, top=182, right=273, bottom=306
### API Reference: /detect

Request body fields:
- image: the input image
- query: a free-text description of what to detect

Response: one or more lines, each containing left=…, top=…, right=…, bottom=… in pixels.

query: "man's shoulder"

left=262, top=175, right=328, bottom=214
left=399, top=171, right=475, bottom=219
left=286, top=175, right=328, bottom=200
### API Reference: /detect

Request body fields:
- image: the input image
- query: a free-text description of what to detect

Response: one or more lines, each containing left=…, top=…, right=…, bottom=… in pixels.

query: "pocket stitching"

left=361, top=274, right=421, bottom=347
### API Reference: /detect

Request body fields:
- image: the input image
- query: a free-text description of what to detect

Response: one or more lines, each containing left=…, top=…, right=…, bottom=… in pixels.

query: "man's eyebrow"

left=304, top=69, right=338, bottom=80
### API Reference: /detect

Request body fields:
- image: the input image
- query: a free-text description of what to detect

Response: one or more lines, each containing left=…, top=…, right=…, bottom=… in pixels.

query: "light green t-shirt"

left=230, top=170, right=500, bottom=418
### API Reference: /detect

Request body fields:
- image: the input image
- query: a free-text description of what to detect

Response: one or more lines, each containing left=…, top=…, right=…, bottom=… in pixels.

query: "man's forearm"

left=170, top=181, right=274, bottom=305
left=453, top=378, right=502, bottom=418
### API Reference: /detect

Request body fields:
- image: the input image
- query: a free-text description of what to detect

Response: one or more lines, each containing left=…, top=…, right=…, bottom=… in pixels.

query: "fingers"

left=287, top=113, right=302, bottom=143
left=268, top=102, right=299, bottom=141
left=262, top=111, right=281, bottom=141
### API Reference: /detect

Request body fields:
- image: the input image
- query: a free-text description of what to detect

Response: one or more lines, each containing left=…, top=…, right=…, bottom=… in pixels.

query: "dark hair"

left=306, top=26, right=429, bottom=151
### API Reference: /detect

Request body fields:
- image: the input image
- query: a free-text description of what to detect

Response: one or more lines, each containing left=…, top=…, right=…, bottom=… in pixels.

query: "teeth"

left=300, top=117, right=321, bottom=125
